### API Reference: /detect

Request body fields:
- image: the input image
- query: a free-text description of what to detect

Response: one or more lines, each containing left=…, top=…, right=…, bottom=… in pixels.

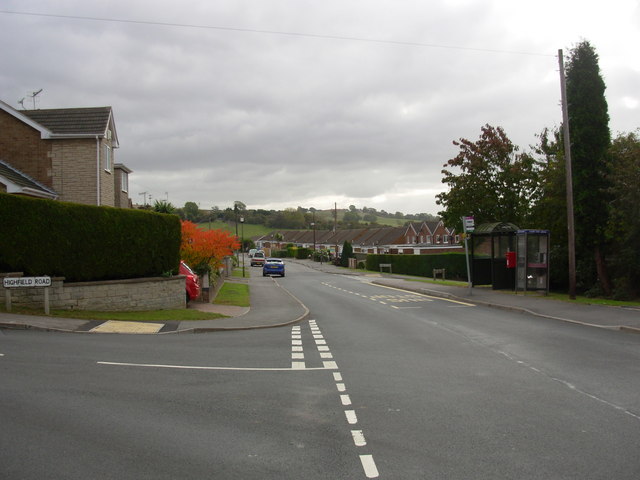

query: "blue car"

left=263, top=258, right=285, bottom=277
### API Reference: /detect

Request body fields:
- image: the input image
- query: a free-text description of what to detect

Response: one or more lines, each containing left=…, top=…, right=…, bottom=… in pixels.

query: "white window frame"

left=121, top=171, right=129, bottom=193
left=104, top=145, right=112, bottom=172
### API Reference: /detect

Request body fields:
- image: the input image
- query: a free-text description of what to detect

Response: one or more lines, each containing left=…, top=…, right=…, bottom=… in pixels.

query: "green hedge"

left=366, top=253, right=468, bottom=279
left=0, top=194, right=181, bottom=282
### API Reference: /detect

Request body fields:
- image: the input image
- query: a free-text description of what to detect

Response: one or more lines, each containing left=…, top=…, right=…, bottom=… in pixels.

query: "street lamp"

left=311, top=222, right=316, bottom=253
left=240, top=217, right=245, bottom=277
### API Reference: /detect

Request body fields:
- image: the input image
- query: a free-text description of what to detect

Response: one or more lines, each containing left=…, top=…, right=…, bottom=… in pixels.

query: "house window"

left=427, top=235, right=432, bottom=244
left=105, top=145, right=112, bottom=172
left=443, top=235, right=449, bottom=244
left=455, top=234, right=460, bottom=243
left=436, top=235, right=441, bottom=243
left=121, top=171, right=129, bottom=192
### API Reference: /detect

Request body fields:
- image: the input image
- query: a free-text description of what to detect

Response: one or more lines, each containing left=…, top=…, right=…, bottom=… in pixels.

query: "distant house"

left=255, top=222, right=462, bottom=257
left=0, top=99, right=132, bottom=207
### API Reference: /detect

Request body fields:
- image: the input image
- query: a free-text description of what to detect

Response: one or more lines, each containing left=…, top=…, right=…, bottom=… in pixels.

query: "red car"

left=179, top=261, right=200, bottom=302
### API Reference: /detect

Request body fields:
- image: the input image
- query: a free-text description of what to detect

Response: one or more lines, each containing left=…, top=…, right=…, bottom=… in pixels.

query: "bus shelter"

left=470, top=222, right=519, bottom=290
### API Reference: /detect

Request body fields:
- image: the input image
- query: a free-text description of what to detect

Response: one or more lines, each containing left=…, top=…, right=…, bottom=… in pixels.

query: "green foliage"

left=295, top=248, right=311, bottom=259
left=0, top=193, right=181, bottom=282
left=566, top=41, right=611, bottom=247
left=183, top=201, right=201, bottom=222
left=366, top=254, right=468, bottom=280
left=153, top=199, right=177, bottom=214
left=340, top=241, right=354, bottom=267
left=607, top=131, right=640, bottom=298
left=436, top=124, right=541, bottom=230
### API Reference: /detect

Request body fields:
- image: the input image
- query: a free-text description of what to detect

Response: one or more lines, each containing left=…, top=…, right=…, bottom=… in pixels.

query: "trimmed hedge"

left=0, top=193, right=181, bottom=282
left=366, top=253, right=468, bottom=280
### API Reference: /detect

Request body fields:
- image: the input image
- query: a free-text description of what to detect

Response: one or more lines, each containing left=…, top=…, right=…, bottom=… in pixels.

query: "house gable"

left=0, top=99, right=130, bottom=208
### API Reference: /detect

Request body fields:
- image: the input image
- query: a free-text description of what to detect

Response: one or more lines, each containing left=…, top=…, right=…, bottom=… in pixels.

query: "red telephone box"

left=506, top=251, right=516, bottom=269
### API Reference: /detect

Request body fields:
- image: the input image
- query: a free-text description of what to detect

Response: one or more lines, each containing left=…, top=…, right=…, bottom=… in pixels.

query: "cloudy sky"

left=1, top=1, right=638, bottom=215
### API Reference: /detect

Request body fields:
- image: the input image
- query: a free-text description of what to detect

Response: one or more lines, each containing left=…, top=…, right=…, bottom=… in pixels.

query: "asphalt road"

left=1, top=261, right=639, bottom=479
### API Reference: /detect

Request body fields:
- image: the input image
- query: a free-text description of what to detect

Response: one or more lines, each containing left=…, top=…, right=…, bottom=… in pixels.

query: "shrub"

left=365, top=253, right=468, bottom=280
left=0, top=193, right=181, bottom=282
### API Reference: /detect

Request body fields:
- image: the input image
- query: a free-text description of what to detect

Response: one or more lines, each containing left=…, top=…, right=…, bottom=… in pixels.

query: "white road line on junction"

left=97, top=361, right=331, bottom=371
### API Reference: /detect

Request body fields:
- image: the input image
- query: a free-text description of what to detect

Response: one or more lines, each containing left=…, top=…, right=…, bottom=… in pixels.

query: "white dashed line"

left=360, top=455, right=380, bottom=478
left=351, top=430, right=367, bottom=446
left=345, top=410, right=358, bottom=424
left=307, top=319, right=380, bottom=478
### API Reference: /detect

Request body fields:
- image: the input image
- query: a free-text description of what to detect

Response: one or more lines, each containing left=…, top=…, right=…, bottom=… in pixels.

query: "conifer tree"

left=565, top=41, right=612, bottom=295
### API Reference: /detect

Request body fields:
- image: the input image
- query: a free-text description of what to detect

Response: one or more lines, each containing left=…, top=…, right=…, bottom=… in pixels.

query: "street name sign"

left=3, top=276, right=51, bottom=288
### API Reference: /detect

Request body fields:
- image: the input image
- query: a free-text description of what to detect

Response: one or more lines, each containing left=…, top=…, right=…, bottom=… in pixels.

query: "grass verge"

left=214, top=282, right=250, bottom=307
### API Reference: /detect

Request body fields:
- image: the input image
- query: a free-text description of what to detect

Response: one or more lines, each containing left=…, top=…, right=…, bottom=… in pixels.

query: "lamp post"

left=311, top=222, right=316, bottom=253
left=240, top=217, right=245, bottom=277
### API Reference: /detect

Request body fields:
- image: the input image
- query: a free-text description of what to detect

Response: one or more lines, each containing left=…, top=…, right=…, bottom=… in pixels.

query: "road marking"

left=310, top=319, right=380, bottom=479
left=360, top=455, right=380, bottom=478
left=345, top=410, right=358, bottom=424
left=351, top=430, right=367, bottom=447
left=97, top=361, right=330, bottom=371
left=292, top=326, right=306, bottom=369
left=90, top=320, right=164, bottom=334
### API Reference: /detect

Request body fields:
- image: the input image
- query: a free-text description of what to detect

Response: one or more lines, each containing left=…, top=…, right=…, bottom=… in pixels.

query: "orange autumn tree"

left=181, top=221, right=239, bottom=274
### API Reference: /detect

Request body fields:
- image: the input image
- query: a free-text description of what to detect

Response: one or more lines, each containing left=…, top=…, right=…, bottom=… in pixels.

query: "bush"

left=0, top=193, right=181, bottom=282
left=365, top=253, right=468, bottom=280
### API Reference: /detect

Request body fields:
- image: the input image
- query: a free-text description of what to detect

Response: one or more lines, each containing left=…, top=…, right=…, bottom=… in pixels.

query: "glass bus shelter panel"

left=516, top=230, right=550, bottom=294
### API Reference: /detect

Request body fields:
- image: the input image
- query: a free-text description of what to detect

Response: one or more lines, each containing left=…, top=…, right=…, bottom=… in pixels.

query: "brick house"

left=0, top=99, right=132, bottom=207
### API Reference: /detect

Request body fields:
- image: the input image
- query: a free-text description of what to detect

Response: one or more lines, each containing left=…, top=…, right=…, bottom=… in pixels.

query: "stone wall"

left=1, top=274, right=186, bottom=312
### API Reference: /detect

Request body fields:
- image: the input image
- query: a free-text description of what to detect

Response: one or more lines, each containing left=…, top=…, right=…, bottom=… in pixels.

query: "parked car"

left=179, top=261, right=200, bottom=302
left=250, top=251, right=266, bottom=267
left=263, top=258, right=285, bottom=277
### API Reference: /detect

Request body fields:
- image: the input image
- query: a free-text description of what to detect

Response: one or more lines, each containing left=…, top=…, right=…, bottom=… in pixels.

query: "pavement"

left=1, top=258, right=639, bottom=334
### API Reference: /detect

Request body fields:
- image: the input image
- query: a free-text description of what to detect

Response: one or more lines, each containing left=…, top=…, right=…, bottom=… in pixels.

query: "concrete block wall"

left=1, top=275, right=186, bottom=312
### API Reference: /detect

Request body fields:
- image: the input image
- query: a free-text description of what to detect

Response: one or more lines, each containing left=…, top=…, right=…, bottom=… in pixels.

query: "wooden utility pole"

left=558, top=49, right=577, bottom=299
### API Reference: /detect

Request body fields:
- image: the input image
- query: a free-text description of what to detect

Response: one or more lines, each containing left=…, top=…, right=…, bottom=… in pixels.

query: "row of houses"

left=0, top=99, right=132, bottom=208
left=255, top=221, right=463, bottom=256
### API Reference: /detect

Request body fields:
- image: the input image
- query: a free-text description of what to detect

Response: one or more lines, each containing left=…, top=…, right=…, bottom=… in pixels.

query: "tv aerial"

left=27, top=89, right=43, bottom=109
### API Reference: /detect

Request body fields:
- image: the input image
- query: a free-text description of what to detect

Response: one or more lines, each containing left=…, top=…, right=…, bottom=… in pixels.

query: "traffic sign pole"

left=462, top=216, right=474, bottom=296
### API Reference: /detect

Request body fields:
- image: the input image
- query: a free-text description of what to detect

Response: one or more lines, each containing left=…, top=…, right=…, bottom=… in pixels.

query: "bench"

left=433, top=268, right=446, bottom=281
left=379, top=263, right=392, bottom=274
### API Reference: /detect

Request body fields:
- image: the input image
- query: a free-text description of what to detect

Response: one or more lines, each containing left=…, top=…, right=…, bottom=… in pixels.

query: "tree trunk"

left=595, top=245, right=612, bottom=297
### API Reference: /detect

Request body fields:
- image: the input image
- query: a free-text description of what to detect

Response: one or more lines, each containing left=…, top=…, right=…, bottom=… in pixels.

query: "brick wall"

left=1, top=275, right=187, bottom=311
left=0, top=110, right=53, bottom=188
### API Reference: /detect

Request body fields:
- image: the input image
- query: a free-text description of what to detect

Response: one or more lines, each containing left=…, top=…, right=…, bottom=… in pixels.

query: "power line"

left=0, top=9, right=554, bottom=57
